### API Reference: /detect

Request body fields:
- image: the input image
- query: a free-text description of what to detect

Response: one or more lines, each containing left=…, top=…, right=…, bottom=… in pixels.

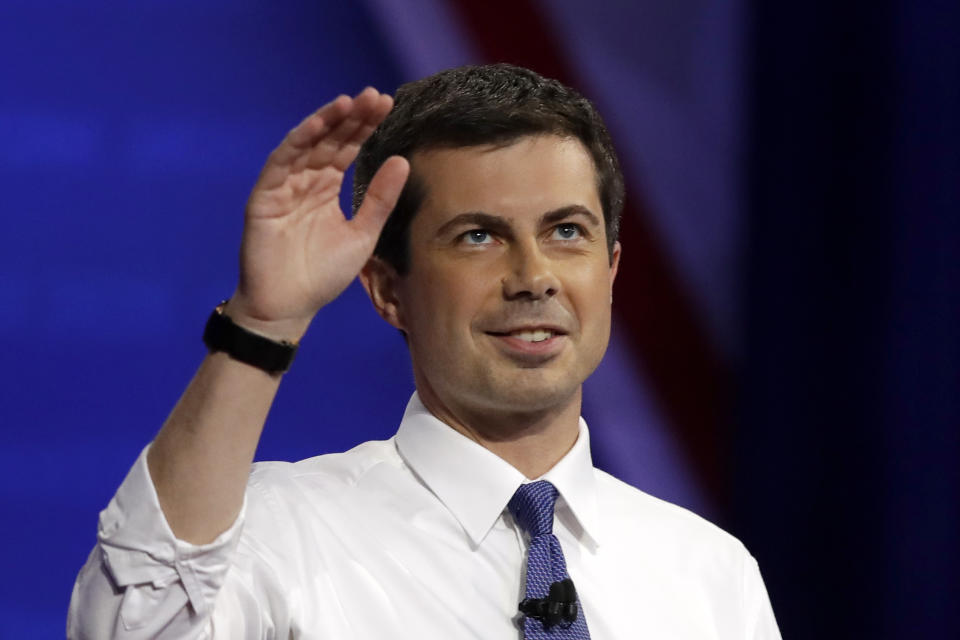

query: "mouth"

left=487, top=327, right=565, bottom=343
left=484, top=326, right=569, bottom=361
left=485, top=326, right=568, bottom=343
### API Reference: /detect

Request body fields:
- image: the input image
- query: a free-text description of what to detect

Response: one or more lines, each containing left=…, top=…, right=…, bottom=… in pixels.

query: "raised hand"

left=225, top=87, right=410, bottom=341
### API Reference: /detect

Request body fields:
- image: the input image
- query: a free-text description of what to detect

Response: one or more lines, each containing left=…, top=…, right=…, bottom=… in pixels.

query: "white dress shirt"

left=68, top=393, right=781, bottom=639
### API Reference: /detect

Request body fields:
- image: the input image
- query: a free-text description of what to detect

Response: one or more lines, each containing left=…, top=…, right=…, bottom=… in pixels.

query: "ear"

left=360, top=256, right=406, bottom=331
left=608, top=241, right=621, bottom=301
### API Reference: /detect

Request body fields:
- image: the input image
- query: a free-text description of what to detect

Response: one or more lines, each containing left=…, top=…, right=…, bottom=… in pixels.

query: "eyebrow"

left=435, top=212, right=511, bottom=237
left=435, top=205, right=602, bottom=237
left=541, top=205, right=602, bottom=227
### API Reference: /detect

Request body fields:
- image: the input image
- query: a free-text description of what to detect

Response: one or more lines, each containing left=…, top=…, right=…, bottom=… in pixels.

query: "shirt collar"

left=395, top=392, right=601, bottom=549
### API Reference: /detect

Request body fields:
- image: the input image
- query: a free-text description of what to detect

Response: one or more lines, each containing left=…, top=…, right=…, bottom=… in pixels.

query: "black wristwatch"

left=202, top=301, right=299, bottom=374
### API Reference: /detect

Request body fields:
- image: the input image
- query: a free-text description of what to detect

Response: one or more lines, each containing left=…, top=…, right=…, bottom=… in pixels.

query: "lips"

left=508, top=329, right=554, bottom=343
left=484, top=325, right=569, bottom=361
left=485, top=325, right=569, bottom=342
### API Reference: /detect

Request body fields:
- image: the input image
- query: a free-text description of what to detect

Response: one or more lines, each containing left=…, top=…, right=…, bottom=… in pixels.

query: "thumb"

left=352, top=156, right=411, bottom=239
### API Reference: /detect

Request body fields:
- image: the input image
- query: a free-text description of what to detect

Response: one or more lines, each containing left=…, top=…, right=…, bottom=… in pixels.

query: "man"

left=68, top=65, right=780, bottom=639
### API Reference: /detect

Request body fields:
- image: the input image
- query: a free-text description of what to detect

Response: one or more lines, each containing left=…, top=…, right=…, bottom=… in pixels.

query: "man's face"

left=388, top=135, right=620, bottom=417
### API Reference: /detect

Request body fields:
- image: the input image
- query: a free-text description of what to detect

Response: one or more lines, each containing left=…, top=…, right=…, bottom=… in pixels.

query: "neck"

left=416, top=385, right=583, bottom=479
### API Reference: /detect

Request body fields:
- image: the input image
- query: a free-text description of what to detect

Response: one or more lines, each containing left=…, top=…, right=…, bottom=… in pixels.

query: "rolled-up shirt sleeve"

left=67, top=444, right=247, bottom=640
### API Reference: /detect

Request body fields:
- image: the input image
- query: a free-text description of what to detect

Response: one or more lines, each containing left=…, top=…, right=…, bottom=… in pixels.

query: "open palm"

left=228, top=88, right=409, bottom=340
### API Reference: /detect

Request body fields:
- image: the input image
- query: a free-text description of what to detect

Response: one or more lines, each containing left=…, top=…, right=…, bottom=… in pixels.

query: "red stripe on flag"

left=445, top=0, right=732, bottom=507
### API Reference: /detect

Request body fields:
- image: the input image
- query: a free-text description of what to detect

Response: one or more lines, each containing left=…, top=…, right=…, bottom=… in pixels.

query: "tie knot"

left=508, top=480, right=559, bottom=537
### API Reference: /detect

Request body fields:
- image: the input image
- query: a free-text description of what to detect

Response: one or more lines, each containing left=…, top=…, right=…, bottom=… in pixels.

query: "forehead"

left=409, top=135, right=602, bottom=225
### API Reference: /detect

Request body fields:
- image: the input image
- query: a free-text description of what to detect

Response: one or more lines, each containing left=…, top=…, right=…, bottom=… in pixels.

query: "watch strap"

left=203, top=302, right=298, bottom=374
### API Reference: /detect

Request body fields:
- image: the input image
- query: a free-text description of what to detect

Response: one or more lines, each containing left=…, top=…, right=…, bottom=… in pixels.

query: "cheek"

left=406, top=270, right=486, bottom=338
left=568, top=265, right=614, bottom=335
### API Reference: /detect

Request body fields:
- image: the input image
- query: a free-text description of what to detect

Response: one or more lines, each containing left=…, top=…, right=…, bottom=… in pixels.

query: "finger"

left=258, top=89, right=386, bottom=188
left=286, top=95, right=353, bottom=149
left=361, top=92, right=394, bottom=131
left=265, top=95, right=355, bottom=171
left=345, top=93, right=394, bottom=148
left=329, top=94, right=396, bottom=171
left=311, top=88, right=383, bottom=161
left=351, top=156, right=411, bottom=239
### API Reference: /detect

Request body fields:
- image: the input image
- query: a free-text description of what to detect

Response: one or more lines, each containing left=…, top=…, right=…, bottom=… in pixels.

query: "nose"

left=502, top=240, right=560, bottom=300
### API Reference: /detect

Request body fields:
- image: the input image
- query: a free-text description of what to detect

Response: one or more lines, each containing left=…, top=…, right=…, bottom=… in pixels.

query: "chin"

left=470, top=373, right=582, bottom=415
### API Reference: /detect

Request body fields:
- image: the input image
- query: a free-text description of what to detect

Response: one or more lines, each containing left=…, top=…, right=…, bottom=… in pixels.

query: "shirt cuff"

left=97, top=443, right=246, bottom=616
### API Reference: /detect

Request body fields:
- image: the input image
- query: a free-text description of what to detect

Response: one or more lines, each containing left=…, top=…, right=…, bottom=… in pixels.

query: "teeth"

left=510, top=329, right=553, bottom=342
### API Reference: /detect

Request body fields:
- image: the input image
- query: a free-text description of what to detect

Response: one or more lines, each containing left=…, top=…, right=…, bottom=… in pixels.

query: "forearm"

left=143, top=90, right=405, bottom=546
left=70, top=440, right=257, bottom=639
left=70, top=88, right=404, bottom=637
left=147, top=349, right=283, bottom=545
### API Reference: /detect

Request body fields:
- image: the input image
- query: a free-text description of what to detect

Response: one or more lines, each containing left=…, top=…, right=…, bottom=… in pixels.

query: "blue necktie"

left=508, top=481, right=591, bottom=639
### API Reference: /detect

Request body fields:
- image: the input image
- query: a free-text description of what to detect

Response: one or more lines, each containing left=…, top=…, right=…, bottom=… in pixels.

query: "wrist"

left=203, top=301, right=301, bottom=375
left=222, top=299, right=313, bottom=344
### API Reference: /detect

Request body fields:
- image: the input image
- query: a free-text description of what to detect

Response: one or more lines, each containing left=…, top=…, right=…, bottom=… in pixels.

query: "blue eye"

left=554, top=223, right=582, bottom=240
left=463, top=229, right=492, bottom=244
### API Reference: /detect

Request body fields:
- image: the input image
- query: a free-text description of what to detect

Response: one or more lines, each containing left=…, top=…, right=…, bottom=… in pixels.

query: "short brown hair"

left=352, top=64, right=625, bottom=273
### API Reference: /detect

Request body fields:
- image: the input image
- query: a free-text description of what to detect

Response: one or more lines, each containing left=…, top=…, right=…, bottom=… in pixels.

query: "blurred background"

left=1, top=0, right=957, bottom=637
